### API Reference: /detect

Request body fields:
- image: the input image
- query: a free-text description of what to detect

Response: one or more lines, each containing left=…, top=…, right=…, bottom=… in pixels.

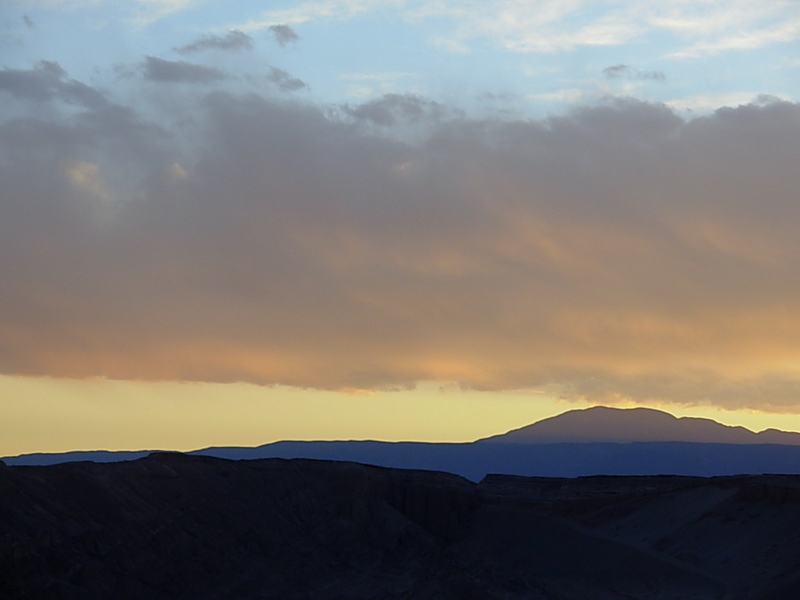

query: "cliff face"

left=2, top=454, right=800, bottom=600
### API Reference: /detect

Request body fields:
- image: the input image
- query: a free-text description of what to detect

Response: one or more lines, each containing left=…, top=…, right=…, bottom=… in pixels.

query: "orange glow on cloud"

left=4, top=2, right=800, bottom=458
left=3, top=74, right=800, bottom=415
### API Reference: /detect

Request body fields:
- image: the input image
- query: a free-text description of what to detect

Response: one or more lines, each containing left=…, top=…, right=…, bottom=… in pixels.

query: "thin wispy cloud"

left=141, top=56, right=225, bottom=83
left=667, top=17, right=800, bottom=58
left=237, top=0, right=398, bottom=30
left=130, top=0, right=199, bottom=25
left=267, top=66, right=306, bottom=91
left=665, top=92, right=786, bottom=112
left=239, top=1, right=800, bottom=58
left=16, top=0, right=800, bottom=60
left=603, top=64, right=666, bottom=82
left=176, top=30, right=254, bottom=55
left=342, top=93, right=447, bottom=125
left=340, top=71, right=420, bottom=99
left=12, top=0, right=202, bottom=25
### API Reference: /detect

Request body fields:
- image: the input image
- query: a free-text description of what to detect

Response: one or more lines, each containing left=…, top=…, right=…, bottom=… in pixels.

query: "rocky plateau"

left=2, top=454, right=800, bottom=599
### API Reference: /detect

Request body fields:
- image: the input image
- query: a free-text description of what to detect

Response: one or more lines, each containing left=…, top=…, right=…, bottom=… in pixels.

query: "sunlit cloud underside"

left=2, top=0, right=800, bottom=419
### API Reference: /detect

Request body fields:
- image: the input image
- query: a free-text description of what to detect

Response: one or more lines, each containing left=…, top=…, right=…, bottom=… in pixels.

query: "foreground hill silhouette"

left=2, top=454, right=800, bottom=599
left=6, top=407, right=800, bottom=480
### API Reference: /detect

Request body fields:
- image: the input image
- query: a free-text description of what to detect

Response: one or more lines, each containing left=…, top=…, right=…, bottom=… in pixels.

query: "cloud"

left=666, top=92, right=785, bottom=113
left=430, top=36, right=470, bottom=54
left=10, top=0, right=202, bottom=25
left=238, top=0, right=394, bottom=30
left=451, top=1, right=800, bottom=56
left=556, top=370, right=800, bottom=413
left=602, top=64, right=629, bottom=78
left=176, top=30, right=254, bottom=54
left=529, top=88, right=586, bottom=104
left=603, top=64, right=666, bottom=82
left=240, top=1, right=800, bottom=57
left=268, top=24, right=299, bottom=46
left=267, top=67, right=306, bottom=91
left=3, top=62, right=800, bottom=411
left=142, top=56, right=225, bottom=83
left=666, top=16, right=800, bottom=58
left=7, top=0, right=99, bottom=6
left=343, top=93, right=448, bottom=125
left=0, top=61, right=106, bottom=107
left=14, top=0, right=800, bottom=60
left=63, top=158, right=106, bottom=197
left=130, top=0, right=199, bottom=25
left=340, top=71, right=419, bottom=99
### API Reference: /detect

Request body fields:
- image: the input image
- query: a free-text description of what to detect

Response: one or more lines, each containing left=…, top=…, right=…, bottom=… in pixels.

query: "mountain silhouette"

left=479, top=406, right=800, bottom=445
left=5, top=406, right=800, bottom=480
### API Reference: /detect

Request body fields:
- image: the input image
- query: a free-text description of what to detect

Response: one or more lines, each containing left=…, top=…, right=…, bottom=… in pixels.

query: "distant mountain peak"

left=479, top=406, right=800, bottom=445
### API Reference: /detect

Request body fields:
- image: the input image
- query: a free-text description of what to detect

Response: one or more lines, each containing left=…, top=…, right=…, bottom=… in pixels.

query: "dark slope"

left=479, top=406, right=800, bottom=444
left=0, top=455, right=477, bottom=600
left=3, top=455, right=800, bottom=599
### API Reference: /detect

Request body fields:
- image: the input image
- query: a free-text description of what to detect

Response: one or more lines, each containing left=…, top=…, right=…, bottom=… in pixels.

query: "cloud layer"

left=2, top=59, right=800, bottom=410
left=242, top=0, right=800, bottom=57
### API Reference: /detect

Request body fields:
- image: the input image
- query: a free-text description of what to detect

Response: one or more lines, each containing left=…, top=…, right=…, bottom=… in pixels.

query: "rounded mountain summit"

left=479, top=406, right=800, bottom=445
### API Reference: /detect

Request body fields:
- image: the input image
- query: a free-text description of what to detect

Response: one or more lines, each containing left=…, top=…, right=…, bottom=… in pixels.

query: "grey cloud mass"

left=268, top=24, right=299, bottom=46
left=267, top=67, right=306, bottom=91
left=0, top=61, right=106, bottom=107
left=2, top=61, right=800, bottom=411
left=142, top=56, right=225, bottom=83
left=344, top=94, right=449, bottom=126
left=176, top=30, right=254, bottom=55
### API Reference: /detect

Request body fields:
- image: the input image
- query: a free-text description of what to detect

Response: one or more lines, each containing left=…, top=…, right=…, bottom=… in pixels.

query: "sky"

left=2, top=0, right=800, bottom=457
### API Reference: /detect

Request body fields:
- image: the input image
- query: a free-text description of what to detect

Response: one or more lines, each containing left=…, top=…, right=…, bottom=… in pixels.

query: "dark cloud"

left=175, top=30, right=254, bottom=55
left=268, top=24, right=299, bottom=46
left=2, top=64, right=800, bottom=410
left=603, top=64, right=630, bottom=78
left=0, top=61, right=106, bottom=107
left=142, top=56, right=225, bottom=83
left=475, top=91, right=517, bottom=102
left=603, top=64, right=666, bottom=82
left=267, top=66, right=306, bottom=91
left=344, top=93, right=449, bottom=126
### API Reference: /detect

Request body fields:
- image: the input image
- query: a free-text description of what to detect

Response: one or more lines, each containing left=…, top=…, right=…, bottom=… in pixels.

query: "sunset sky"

left=2, top=0, right=800, bottom=457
